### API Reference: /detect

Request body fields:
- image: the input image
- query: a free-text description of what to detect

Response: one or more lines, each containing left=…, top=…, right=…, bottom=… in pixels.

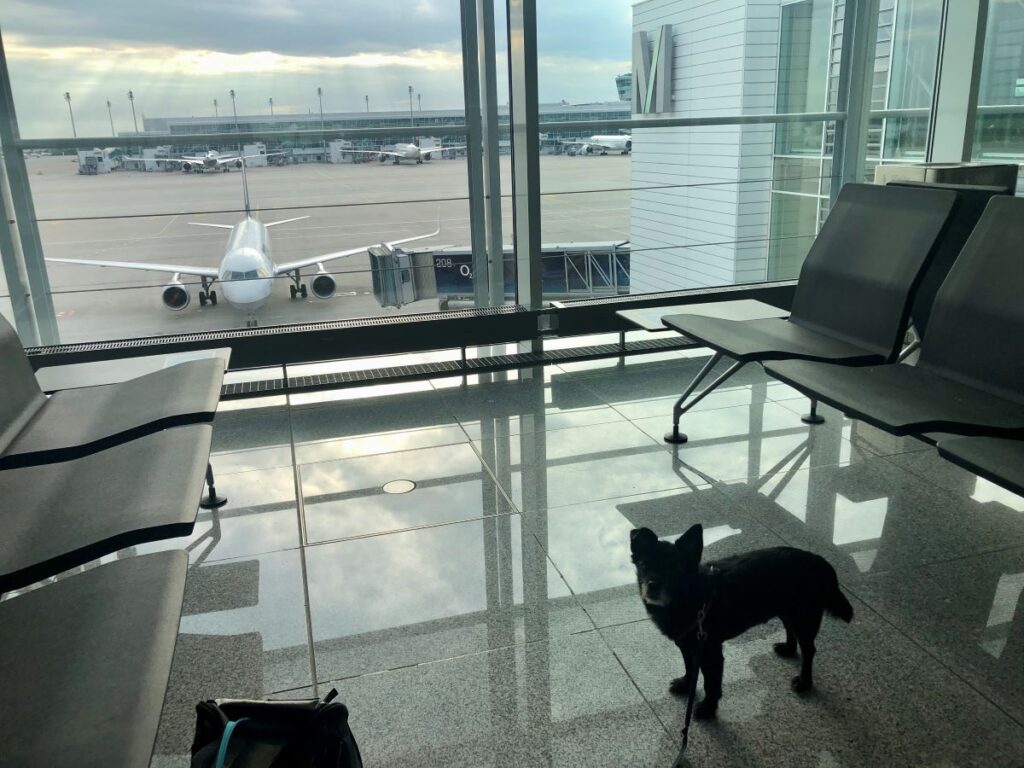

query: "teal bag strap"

left=214, top=717, right=250, bottom=768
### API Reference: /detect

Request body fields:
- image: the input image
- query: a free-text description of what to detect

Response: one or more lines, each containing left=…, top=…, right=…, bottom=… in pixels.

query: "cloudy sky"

left=1, top=0, right=633, bottom=138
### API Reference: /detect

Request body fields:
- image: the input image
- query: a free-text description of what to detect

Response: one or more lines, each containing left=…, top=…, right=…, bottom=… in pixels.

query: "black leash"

left=671, top=604, right=708, bottom=768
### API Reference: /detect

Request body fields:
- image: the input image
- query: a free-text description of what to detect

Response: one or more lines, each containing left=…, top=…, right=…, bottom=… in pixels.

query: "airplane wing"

left=46, top=257, right=219, bottom=279
left=419, top=146, right=465, bottom=156
left=346, top=149, right=402, bottom=158
left=213, top=151, right=286, bottom=167
left=274, top=227, right=441, bottom=275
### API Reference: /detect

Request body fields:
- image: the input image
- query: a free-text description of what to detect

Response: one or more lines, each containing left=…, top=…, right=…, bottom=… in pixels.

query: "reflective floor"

left=149, top=345, right=1024, bottom=766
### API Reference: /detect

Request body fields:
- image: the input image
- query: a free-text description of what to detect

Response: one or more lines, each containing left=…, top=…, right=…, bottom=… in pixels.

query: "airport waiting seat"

left=765, top=196, right=1024, bottom=439
left=0, top=313, right=225, bottom=469
left=888, top=183, right=1012, bottom=339
left=0, top=551, right=187, bottom=768
left=659, top=183, right=959, bottom=443
left=0, top=424, right=211, bottom=593
left=936, top=436, right=1024, bottom=498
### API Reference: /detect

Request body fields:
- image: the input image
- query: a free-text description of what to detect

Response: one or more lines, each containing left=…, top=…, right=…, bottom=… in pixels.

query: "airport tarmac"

left=7, top=154, right=632, bottom=343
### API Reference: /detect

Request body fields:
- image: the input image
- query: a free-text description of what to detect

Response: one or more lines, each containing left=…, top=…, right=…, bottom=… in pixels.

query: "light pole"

left=63, top=92, right=76, bottom=137
left=213, top=98, right=219, bottom=117
left=408, top=85, right=414, bottom=127
left=127, top=90, right=138, bottom=133
left=418, top=93, right=422, bottom=112
left=229, top=89, right=238, bottom=132
left=365, top=94, right=369, bottom=113
left=317, top=87, right=325, bottom=160
left=106, top=99, right=115, bottom=136
left=269, top=97, right=274, bottom=116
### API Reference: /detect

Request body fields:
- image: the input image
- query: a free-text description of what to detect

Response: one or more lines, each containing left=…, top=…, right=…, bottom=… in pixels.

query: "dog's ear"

left=630, top=527, right=657, bottom=554
left=674, top=523, right=703, bottom=565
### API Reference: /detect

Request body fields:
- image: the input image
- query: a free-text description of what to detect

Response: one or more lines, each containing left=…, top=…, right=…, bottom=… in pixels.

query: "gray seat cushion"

left=765, top=359, right=1024, bottom=437
left=662, top=315, right=884, bottom=364
left=0, top=551, right=187, bottom=768
left=0, top=424, right=211, bottom=592
left=0, top=358, right=224, bottom=469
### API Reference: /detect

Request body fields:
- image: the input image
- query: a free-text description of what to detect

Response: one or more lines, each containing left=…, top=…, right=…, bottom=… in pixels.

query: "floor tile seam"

left=516, top=477, right=704, bottom=516
left=301, top=509, right=522, bottom=550
left=452, top=410, right=632, bottom=441
left=839, top=584, right=1024, bottom=730
left=518, top=526, right=602, bottom=634
left=594, top=625, right=678, bottom=738
left=285, top=393, right=320, bottom=699
left=293, top=434, right=475, bottom=470
left=463, top=438, right=525, bottom=514
left=313, top=635, right=560, bottom=686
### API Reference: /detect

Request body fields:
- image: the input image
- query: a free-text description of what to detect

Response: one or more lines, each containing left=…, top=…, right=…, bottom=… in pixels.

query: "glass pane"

left=972, top=0, right=1024, bottom=193
left=536, top=0, right=841, bottom=298
left=768, top=193, right=818, bottom=281
left=0, top=4, right=480, bottom=343
left=866, top=0, right=942, bottom=180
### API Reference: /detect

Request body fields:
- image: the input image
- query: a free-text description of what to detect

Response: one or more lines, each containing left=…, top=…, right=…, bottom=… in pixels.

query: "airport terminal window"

left=972, top=0, right=1024, bottom=192
left=0, top=2, right=475, bottom=343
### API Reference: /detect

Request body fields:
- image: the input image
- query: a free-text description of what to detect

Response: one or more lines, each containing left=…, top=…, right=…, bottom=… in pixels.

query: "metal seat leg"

left=665, top=353, right=746, bottom=444
left=199, top=463, right=228, bottom=509
left=801, top=398, right=826, bottom=425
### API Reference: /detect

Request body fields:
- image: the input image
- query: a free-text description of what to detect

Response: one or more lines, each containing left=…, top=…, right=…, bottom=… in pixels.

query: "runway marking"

left=156, top=214, right=179, bottom=236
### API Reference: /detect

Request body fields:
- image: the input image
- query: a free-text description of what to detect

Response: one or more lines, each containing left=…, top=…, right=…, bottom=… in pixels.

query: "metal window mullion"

left=477, top=0, right=505, bottom=308
left=834, top=0, right=881, bottom=194
left=0, top=152, right=36, bottom=341
left=459, top=0, right=488, bottom=308
left=506, top=0, right=542, bottom=312
left=0, top=30, right=58, bottom=344
left=925, top=0, right=988, bottom=162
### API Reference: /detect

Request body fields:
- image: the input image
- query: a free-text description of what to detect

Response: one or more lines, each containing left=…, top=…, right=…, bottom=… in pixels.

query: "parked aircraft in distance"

left=124, top=149, right=277, bottom=173
left=350, top=142, right=466, bottom=165
left=564, top=134, right=632, bottom=155
left=47, top=164, right=438, bottom=326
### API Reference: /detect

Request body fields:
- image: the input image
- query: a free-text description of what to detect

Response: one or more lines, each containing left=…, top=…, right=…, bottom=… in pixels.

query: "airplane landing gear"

left=393, top=158, right=400, bottom=165
left=245, top=314, right=259, bottom=328
left=288, top=270, right=307, bottom=299
left=198, top=277, right=218, bottom=307
left=416, top=159, right=423, bottom=165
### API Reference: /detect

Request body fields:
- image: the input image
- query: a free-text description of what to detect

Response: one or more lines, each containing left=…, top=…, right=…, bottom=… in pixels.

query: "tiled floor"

left=149, top=349, right=1024, bottom=767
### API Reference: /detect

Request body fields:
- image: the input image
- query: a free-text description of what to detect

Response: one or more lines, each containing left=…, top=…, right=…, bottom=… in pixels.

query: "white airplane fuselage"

left=388, top=143, right=432, bottom=163
left=216, top=217, right=275, bottom=311
left=580, top=135, right=632, bottom=154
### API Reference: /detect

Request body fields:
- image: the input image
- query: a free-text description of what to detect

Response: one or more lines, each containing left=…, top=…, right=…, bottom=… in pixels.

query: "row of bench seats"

left=0, top=315, right=226, bottom=767
left=660, top=180, right=1024, bottom=498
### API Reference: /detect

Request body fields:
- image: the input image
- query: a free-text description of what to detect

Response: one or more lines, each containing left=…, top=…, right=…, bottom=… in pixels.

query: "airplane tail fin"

left=240, top=158, right=252, bottom=216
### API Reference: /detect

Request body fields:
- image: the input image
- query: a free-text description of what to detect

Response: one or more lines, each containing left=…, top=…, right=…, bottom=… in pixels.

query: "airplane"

left=564, top=134, right=632, bottom=155
left=124, top=149, right=274, bottom=173
left=351, top=142, right=466, bottom=165
left=47, top=162, right=439, bottom=326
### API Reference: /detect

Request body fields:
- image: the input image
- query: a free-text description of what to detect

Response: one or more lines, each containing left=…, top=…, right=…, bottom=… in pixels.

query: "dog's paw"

left=790, top=675, right=813, bottom=694
left=773, top=641, right=798, bottom=658
left=668, top=675, right=692, bottom=696
left=694, top=698, right=718, bottom=720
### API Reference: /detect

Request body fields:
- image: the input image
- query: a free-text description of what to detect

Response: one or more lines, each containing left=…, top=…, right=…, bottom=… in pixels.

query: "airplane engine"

left=181, top=162, right=193, bottom=172
left=310, top=270, right=336, bottom=300
left=161, top=281, right=191, bottom=311
left=625, top=139, right=632, bottom=151
left=234, top=159, right=243, bottom=168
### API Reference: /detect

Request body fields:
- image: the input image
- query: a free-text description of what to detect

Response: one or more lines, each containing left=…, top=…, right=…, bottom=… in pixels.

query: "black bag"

left=190, top=689, right=363, bottom=768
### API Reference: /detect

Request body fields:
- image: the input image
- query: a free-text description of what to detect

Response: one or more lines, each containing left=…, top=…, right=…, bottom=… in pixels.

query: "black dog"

left=630, top=524, right=852, bottom=719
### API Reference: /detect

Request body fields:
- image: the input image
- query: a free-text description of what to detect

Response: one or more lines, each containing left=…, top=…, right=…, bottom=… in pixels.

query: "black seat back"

left=0, top=314, right=46, bottom=452
left=788, top=183, right=958, bottom=361
left=888, top=182, right=1010, bottom=336
left=920, top=195, right=1024, bottom=405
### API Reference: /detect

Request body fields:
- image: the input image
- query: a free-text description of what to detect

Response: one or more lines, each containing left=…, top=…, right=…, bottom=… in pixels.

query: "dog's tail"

left=826, top=579, right=854, bottom=623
